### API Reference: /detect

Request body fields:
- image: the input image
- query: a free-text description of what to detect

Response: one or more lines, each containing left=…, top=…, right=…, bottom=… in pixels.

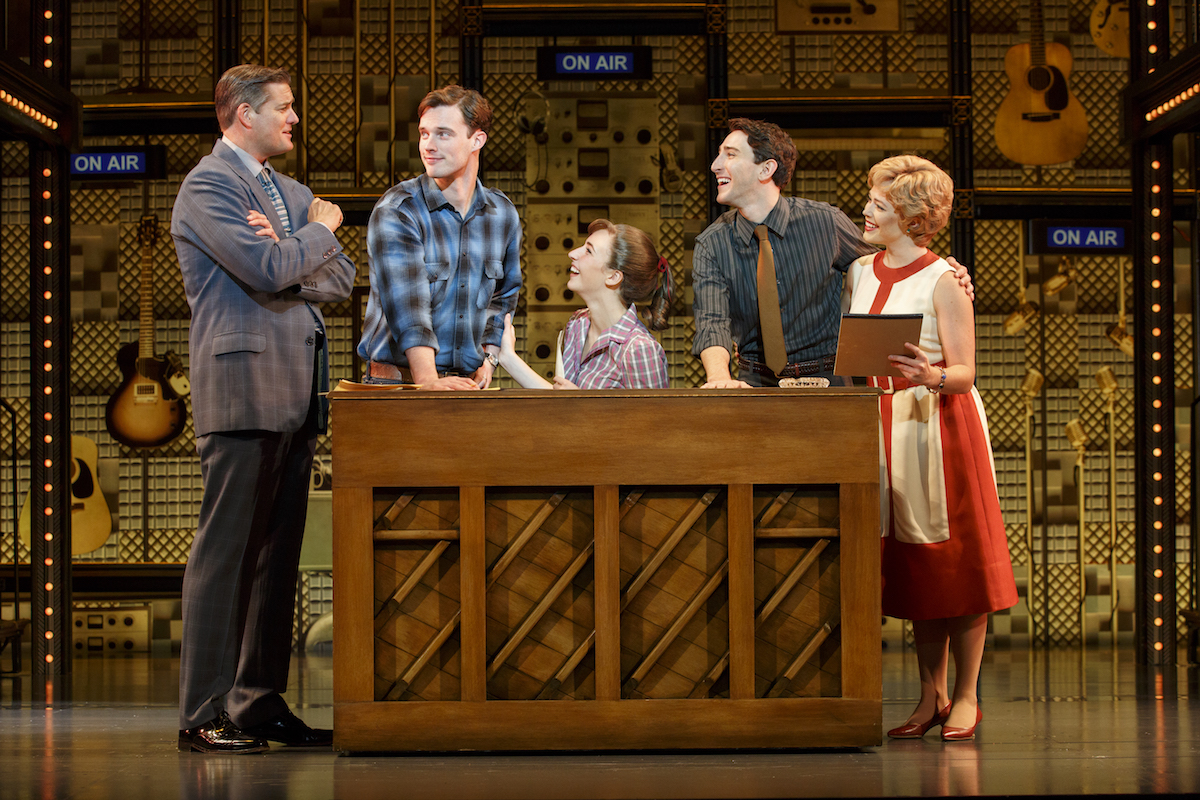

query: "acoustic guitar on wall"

left=994, top=0, right=1089, bottom=166
left=105, top=214, right=190, bottom=449
left=19, top=435, right=113, bottom=555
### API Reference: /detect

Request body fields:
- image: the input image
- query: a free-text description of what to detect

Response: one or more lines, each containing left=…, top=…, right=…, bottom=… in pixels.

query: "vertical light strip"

left=30, top=142, right=72, bottom=679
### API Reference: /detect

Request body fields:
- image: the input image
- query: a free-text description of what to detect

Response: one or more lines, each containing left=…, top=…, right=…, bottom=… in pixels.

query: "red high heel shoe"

left=887, top=703, right=951, bottom=739
left=941, top=706, right=983, bottom=741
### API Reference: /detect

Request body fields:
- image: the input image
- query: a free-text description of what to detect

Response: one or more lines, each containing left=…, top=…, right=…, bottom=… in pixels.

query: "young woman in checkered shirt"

left=500, top=219, right=673, bottom=390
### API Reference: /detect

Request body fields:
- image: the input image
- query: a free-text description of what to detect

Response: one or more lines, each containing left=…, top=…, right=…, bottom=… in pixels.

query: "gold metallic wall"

left=0, top=0, right=1194, bottom=651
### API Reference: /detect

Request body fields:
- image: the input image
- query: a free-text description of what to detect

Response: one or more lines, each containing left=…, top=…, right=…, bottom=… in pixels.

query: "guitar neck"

left=1030, top=0, right=1046, bottom=65
left=138, top=238, right=156, bottom=362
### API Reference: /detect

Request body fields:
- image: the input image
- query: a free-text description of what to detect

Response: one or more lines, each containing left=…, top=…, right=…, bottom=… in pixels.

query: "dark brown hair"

left=214, top=65, right=292, bottom=131
left=588, top=219, right=673, bottom=331
left=418, top=85, right=493, bottom=135
left=728, top=118, right=797, bottom=188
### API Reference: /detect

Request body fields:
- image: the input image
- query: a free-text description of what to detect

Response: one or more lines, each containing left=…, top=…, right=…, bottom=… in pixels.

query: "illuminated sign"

left=537, top=46, right=652, bottom=80
left=1029, top=219, right=1131, bottom=255
left=69, top=146, right=166, bottom=180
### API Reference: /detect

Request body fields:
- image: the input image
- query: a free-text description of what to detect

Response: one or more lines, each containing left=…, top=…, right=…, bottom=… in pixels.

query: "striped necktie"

left=257, top=168, right=292, bottom=237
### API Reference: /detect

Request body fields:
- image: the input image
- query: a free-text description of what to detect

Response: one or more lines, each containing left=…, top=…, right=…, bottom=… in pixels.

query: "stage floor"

left=0, top=645, right=1197, bottom=799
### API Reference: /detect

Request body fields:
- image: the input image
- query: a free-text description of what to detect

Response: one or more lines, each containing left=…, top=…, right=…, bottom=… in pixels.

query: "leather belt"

left=737, top=354, right=837, bottom=379
left=367, top=361, right=465, bottom=383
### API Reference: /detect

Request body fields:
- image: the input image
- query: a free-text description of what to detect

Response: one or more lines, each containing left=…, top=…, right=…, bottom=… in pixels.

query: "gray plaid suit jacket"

left=171, top=141, right=355, bottom=435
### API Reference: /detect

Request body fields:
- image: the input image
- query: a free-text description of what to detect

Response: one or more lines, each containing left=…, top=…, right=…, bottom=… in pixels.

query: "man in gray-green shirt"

left=692, top=118, right=971, bottom=388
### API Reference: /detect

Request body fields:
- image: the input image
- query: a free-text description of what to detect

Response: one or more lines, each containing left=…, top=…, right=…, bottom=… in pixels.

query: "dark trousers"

left=178, top=427, right=316, bottom=729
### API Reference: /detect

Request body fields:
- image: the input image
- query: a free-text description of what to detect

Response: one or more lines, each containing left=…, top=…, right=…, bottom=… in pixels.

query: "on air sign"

left=1030, top=219, right=1131, bottom=255
left=537, top=46, right=652, bottom=81
left=69, top=145, right=166, bottom=180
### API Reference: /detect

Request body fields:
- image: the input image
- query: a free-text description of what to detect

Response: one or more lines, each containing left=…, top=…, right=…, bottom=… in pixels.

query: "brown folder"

left=833, top=313, right=924, bottom=377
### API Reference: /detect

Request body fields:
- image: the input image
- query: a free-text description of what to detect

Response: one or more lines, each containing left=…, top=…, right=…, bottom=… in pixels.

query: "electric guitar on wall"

left=105, top=214, right=191, bottom=449
left=18, top=435, right=113, bottom=555
left=1090, top=0, right=1130, bottom=58
left=994, top=0, right=1089, bottom=166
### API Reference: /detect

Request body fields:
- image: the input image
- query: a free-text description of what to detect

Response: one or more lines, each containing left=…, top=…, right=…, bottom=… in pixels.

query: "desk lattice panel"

left=485, top=490, right=597, bottom=701
left=374, top=489, right=463, bottom=702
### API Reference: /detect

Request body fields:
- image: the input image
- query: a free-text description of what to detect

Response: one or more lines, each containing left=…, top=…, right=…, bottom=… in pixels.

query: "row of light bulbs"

left=0, top=89, right=60, bottom=131
left=36, top=162, right=59, bottom=666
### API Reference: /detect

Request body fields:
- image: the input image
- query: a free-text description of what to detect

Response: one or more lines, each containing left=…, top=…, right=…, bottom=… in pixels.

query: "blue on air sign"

left=71, top=152, right=145, bottom=176
left=1048, top=225, right=1124, bottom=249
left=556, top=52, right=633, bottom=74
left=537, top=46, right=652, bottom=81
left=69, top=146, right=166, bottom=180
left=1029, top=219, right=1131, bottom=255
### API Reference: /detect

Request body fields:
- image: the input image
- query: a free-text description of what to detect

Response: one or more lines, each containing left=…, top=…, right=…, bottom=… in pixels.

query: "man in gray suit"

left=171, top=64, right=355, bottom=753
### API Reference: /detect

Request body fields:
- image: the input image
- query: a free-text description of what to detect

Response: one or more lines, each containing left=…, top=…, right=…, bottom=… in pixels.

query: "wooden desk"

left=331, top=388, right=881, bottom=751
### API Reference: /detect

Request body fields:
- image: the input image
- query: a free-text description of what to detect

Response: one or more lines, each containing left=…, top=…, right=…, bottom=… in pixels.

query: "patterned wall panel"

left=1026, top=313, right=1080, bottom=389
left=1176, top=449, right=1189, bottom=525
left=977, top=314, right=1026, bottom=391
left=306, top=74, right=356, bottom=173
left=1072, top=70, right=1130, bottom=171
left=728, top=33, right=782, bottom=91
left=780, top=37, right=836, bottom=92
left=676, top=36, right=705, bottom=76
left=910, top=0, right=1019, bottom=33
left=71, top=322, right=122, bottom=397
left=1074, top=256, right=1127, bottom=314
left=1175, top=314, right=1192, bottom=389
left=972, top=70, right=1013, bottom=172
left=1, top=223, right=30, bottom=322
left=483, top=69, right=540, bottom=174
left=980, top=388, right=1025, bottom=453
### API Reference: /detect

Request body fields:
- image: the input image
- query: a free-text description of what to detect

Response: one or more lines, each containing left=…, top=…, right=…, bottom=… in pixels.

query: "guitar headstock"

left=138, top=214, right=160, bottom=248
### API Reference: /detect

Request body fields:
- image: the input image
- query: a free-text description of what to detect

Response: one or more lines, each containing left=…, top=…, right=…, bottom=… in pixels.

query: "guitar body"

left=1090, top=1, right=1130, bottom=58
left=105, top=342, right=187, bottom=449
left=995, top=42, right=1089, bottom=166
left=19, top=435, right=113, bottom=554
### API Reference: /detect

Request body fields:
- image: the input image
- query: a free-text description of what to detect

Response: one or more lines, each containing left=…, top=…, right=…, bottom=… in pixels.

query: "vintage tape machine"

left=523, top=92, right=661, bottom=202
left=72, top=605, right=152, bottom=655
left=522, top=91, right=663, bottom=312
left=775, top=0, right=902, bottom=33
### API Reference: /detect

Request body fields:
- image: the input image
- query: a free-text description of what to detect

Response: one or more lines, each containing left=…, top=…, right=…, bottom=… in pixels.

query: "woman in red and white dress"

left=845, top=155, right=1017, bottom=742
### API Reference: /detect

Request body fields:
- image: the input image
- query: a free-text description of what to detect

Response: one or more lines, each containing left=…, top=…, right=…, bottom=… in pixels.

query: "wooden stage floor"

left=0, top=645, right=1197, bottom=799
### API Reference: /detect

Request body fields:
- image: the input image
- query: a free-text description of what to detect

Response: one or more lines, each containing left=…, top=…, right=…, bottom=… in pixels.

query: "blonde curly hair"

left=867, top=155, right=953, bottom=248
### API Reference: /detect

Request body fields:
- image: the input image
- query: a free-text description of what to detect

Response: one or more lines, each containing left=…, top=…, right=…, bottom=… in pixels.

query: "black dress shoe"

left=241, top=709, right=333, bottom=748
left=178, top=712, right=269, bottom=754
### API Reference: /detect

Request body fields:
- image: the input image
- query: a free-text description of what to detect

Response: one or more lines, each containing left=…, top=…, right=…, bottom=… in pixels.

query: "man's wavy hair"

left=418, top=85, right=493, bottom=135
left=728, top=117, right=797, bottom=188
left=214, top=65, right=291, bottom=131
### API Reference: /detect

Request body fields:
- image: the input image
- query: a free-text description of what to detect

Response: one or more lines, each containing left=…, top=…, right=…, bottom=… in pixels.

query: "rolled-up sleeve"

left=368, top=198, right=440, bottom=354
left=482, top=211, right=522, bottom=348
left=690, top=233, right=734, bottom=357
left=831, top=207, right=877, bottom=273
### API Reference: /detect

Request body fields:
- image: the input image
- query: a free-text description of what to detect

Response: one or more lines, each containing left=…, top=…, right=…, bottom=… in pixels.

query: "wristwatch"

left=484, top=352, right=500, bottom=369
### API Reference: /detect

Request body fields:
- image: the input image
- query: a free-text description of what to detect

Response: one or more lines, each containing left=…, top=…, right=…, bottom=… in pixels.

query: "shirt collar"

left=221, top=136, right=272, bottom=180
left=733, top=195, right=791, bottom=245
left=591, top=304, right=642, bottom=350
left=419, top=173, right=491, bottom=218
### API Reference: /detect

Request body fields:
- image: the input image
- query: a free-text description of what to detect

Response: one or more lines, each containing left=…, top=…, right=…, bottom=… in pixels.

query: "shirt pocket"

left=212, top=331, right=266, bottom=357
left=425, top=259, right=453, bottom=307
left=475, top=260, right=504, bottom=310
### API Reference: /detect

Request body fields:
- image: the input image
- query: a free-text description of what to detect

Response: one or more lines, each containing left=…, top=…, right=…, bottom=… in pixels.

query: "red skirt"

left=874, top=375, right=1019, bottom=621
